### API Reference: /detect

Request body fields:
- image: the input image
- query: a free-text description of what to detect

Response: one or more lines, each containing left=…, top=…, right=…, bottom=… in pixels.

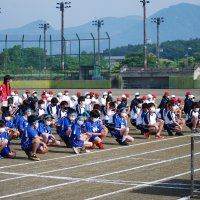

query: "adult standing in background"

left=0, top=75, right=13, bottom=119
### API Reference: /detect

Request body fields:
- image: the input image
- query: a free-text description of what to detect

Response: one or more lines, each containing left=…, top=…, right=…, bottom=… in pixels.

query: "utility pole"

left=151, top=17, right=164, bottom=67
left=92, top=19, right=104, bottom=66
left=56, top=1, right=71, bottom=71
left=39, top=23, right=50, bottom=70
left=140, top=0, right=150, bottom=69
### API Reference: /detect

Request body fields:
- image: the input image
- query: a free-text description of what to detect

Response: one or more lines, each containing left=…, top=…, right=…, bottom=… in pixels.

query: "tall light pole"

left=140, top=0, right=150, bottom=69
left=39, top=23, right=50, bottom=70
left=92, top=19, right=104, bottom=66
left=151, top=17, right=164, bottom=67
left=56, top=1, right=71, bottom=71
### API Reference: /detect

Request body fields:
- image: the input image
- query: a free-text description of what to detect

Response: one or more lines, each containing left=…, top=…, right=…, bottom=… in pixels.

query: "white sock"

left=122, top=136, right=126, bottom=142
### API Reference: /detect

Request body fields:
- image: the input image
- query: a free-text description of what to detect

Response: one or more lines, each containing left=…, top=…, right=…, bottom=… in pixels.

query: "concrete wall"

left=12, top=80, right=111, bottom=89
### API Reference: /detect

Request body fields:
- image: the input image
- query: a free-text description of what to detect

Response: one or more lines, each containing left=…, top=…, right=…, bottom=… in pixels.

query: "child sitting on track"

left=0, top=120, right=16, bottom=159
left=185, top=102, right=200, bottom=133
left=112, top=107, right=134, bottom=145
left=21, top=115, right=48, bottom=161
left=85, top=110, right=107, bottom=149
left=38, top=114, right=60, bottom=146
left=69, top=114, right=92, bottom=154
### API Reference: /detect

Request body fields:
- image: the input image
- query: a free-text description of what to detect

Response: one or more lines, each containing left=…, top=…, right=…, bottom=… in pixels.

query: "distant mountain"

left=0, top=3, right=200, bottom=52
left=111, top=3, right=200, bottom=47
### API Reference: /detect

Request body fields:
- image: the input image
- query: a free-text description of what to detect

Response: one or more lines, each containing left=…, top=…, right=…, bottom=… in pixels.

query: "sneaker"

left=79, top=147, right=90, bottom=154
left=116, top=138, right=122, bottom=144
left=97, top=143, right=104, bottom=149
left=29, top=154, right=40, bottom=161
left=155, top=135, right=165, bottom=139
left=25, top=151, right=31, bottom=157
left=145, top=133, right=150, bottom=139
left=167, top=130, right=173, bottom=136
left=121, top=140, right=129, bottom=146
left=90, top=143, right=96, bottom=149
left=175, top=132, right=183, bottom=136
left=72, top=146, right=80, bottom=154
left=192, top=128, right=199, bottom=133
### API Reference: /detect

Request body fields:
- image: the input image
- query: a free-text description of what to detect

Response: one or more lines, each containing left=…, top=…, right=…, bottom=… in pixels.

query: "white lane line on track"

left=39, top=142, right=190, bottom=175
left=177, top=196, right=191, bottom=200
left=0, top=134, right=190, bottom=170
left=0, top=181, right=80, bottom=199
left=0, top=142, right=191, bottom=182
left=1, top=152, right=200, bottom=184
left=84, top=169, right=200, bottom=200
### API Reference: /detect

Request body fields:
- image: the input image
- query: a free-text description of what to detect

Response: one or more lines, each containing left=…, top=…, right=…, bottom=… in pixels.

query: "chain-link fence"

left=0, top=32, right=111, bottom=80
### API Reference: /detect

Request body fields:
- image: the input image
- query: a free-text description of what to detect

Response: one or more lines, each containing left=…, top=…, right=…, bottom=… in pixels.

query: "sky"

left=0, top=0, right=200, bottom=31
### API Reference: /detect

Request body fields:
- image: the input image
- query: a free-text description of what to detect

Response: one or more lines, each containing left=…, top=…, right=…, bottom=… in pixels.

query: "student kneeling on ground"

left=21, top=115, right=48, bottom=161
left=142, top=103, right=165, bottom=139
left=185, top=102, right=200, bottom=133
left=69, top=114, right=93, bottom=154
left=85, top=110, right=107, bottom=149
left=0, top=120, right=16, bottom=159
left=113, top=107, right=134, bottom=145
left=38, top=114, right=60, bottom=146
left=164, top=103, right=184, bottom=136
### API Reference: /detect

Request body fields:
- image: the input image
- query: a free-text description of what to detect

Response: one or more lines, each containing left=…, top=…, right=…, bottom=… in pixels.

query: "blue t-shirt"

left=19, top=116, right=28, bottom=132
left=0, top=131, right=10, bottom=147
left=69, top=122, right=82, bottom=142
left=5, top=120, right=16, bottom=129
left=21, top=124, right=39, bottom=144
left=113, top=114, right=127, bottom=129
left=85, top=119, right=102, bottom=133
left=38, top=122, right=52, bottom=136
left=57, top=117, right=73, bottom=136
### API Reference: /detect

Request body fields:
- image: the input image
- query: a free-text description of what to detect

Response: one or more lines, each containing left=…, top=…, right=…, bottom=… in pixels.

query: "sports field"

left=0, top=89, right=200, bottom=200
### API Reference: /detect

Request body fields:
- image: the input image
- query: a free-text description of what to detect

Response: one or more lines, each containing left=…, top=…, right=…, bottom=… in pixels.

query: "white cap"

left=46, top=93, right=50, bottom=97
left=85, top=92, right=89, bottom=96
left=32, top=91, right=37, bottom=94
left=147, top=94, right=153, bottom=99
left=103, top=92, right=108, bottom=96
left=135, top=92, right=140, bottom=96
left=71, top=95, right=78, bottom=101
left=189, top=95, right=195, bottom=99
left=121, top=94, right=126, bottom=98
left=11, top=92, right=15, bottom=96
left=22, top=93, right=27, bottom=99
left=91, top=97, right=96, bottom=103
left=57, top=92, right=63, bottom=97
left=171, top=95, right=176, bottom=98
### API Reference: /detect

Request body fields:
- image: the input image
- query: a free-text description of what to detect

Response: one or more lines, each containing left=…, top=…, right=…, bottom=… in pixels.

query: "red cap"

left=41, top=94, right=47, bottom=99
left=89, top=91, right=94, bottom=95
left=177, top=98, right=182, bottom=103
left=76, top=91, right=81, bottom=96
left=49, top=91, right=54, bottom=95
left=108, top=90, right=112, bottom=94
left=164, top=91, right=170, bottom=96
left=95, top=93, right=100, bottom=97
left=142, top=96, right=147, bottom=101
left=125, top=93, right=129, bottom=98
left=14, top=90, right=19, bottom=94
left=186, top=91, right=191, bottom=95
left=64, top=90, right=69, bottom=93
left=26, top=90, right=31, bottom=93
left=117, top=97, right=122, bottom=101
left=171, top=98, right=177, bottom=103
left=152, top=94, right=157, bottom=98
